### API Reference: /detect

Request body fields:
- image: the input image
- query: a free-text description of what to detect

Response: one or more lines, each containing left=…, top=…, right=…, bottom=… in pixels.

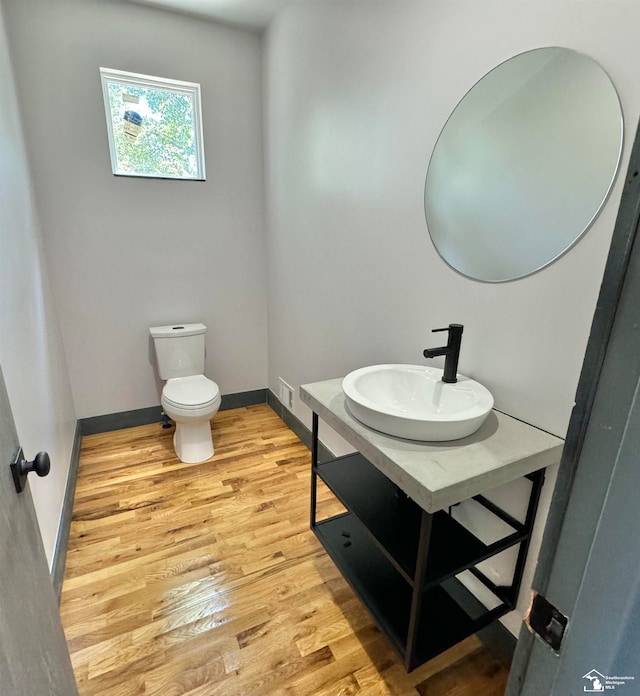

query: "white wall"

left=264, top=0, right=640, bottom=634
left=0, top=2, right=77, bottom=567
left=3, top=0, right=268, bottom=418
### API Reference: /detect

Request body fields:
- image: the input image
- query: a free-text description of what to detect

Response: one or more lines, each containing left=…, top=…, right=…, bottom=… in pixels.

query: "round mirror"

left=424, top=47, right=623, bottom=282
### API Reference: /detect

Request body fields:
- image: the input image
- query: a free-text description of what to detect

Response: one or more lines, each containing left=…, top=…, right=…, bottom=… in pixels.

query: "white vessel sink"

left=342, top=364, right=494, bottom=441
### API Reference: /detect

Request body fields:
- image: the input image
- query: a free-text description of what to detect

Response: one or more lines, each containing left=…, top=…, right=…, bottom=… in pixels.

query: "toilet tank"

left=149, top=323, right=207, bottom=379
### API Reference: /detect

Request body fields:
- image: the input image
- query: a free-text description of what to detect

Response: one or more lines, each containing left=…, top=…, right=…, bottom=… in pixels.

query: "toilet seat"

left=162, top=375, right=220, bottom=410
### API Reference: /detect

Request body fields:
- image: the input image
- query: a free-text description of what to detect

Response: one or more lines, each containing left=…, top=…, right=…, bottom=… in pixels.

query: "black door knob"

left=20, top=451, right=51, bottom=478
left=10, top=448, right=51, bottom=494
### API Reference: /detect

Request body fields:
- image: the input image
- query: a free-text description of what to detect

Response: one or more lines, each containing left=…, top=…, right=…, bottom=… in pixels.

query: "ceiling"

left=123, top=0, right=298, bottom=31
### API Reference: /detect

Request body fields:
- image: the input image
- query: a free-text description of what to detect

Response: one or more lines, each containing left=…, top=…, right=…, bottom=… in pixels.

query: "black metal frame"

left=309, top=412, right=546, bottom=672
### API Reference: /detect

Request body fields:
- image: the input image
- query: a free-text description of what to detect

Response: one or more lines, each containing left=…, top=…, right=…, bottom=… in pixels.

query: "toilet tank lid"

left=150, top=323, right=207, bottom=338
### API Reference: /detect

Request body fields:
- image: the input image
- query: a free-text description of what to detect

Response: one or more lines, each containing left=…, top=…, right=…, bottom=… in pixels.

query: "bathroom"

left=0, top=0, right=638, bottom=693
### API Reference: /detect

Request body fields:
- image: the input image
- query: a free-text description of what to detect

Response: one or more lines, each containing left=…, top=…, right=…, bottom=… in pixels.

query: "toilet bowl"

left=161, top=375, right=221, bottom=463
left=150, top=323, right=221, bottom=464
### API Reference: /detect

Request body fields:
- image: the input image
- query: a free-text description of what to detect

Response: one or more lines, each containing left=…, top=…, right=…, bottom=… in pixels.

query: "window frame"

left=99, top=67, right=206, bottom=181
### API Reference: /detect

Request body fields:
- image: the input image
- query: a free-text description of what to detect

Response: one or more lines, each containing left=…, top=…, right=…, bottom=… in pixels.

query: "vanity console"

left=301, top=379, right=563, bottom=672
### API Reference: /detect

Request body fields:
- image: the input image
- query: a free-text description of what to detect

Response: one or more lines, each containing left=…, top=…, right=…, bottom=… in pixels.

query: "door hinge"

left=527, top=592, right=569, bottom=652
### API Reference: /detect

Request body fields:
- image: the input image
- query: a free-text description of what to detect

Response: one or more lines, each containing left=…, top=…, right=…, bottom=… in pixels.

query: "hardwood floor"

left=60, top=404, right=510, bottom=695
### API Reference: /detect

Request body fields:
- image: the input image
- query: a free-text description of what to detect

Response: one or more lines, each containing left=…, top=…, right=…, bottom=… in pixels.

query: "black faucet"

left=423, top=324, right=464, bottom=383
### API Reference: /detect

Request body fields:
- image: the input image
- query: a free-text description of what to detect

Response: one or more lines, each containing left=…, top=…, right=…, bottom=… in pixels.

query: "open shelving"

left=309, top=414, right=545, bottom=672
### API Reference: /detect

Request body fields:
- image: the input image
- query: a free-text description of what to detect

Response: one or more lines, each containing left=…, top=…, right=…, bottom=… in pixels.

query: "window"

left=100, top=68, right=206, bottom=180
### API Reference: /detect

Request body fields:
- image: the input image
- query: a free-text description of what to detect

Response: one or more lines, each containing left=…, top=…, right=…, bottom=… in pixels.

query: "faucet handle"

left=432, top=323, right=464, bottom=334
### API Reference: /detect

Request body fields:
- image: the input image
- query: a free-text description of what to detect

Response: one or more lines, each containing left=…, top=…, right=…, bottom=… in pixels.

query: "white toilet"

left=149, top=323, right=221, bottom=464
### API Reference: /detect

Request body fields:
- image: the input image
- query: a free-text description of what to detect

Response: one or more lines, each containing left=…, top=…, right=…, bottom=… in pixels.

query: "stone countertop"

left=300, top=378, right=564, bottom=514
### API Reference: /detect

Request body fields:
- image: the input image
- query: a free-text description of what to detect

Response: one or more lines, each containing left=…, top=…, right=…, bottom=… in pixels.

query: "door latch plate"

left=528, top=592, right=568, bottom=652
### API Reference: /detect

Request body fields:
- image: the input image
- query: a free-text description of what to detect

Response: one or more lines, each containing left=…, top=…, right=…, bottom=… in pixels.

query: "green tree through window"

left=100, top=68, right=205, bottom=180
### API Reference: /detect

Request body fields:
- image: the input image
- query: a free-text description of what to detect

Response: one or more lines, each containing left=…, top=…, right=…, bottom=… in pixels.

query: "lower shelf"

left=314, top=512, right=509, bottom=668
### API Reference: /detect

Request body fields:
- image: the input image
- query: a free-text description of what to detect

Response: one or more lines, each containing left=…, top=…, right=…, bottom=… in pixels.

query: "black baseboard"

left=267, top=389, right=333, bottom=462
left=80, top=405, right=163, bottom=435
left=52, top=420, right=82, bottom=602
left=221, top=389, right=267, bottom=411
left=79, top=389, right=268, bottom=436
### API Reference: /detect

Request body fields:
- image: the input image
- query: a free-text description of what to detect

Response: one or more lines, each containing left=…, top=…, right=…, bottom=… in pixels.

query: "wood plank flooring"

left=60, top=404, right=510, bottom=695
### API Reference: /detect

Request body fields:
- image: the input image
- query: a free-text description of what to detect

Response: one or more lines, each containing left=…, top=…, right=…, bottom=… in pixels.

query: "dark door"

left=0, top=362, right=77, bottom=695
left=507, top=121, right=640, bottom=694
